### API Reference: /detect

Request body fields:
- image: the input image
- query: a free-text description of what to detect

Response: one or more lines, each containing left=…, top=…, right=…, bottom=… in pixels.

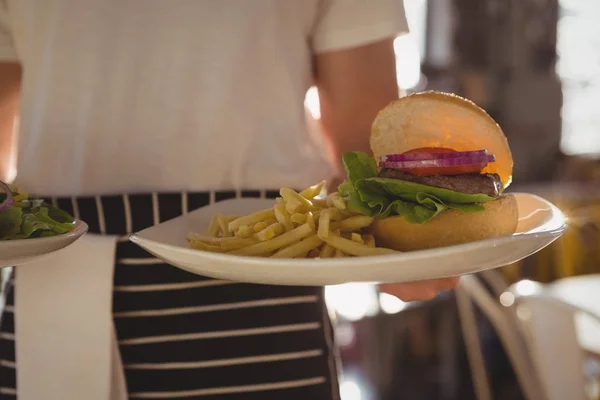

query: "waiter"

left=0, top=1, right=459, bottom=399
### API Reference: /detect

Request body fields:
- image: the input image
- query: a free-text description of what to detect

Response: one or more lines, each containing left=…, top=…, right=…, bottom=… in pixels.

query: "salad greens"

left=0, top=185, right=75, bottom=240
left=338, top=151, right=495, bottom=224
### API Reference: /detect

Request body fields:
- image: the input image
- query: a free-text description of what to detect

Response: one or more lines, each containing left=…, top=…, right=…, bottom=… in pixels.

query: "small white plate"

left=0, top=220, right=89, bottom=266
left=130, top=193, right=566, bottom=286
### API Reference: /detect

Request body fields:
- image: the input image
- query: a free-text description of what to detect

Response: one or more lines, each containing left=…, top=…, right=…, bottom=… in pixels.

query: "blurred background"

left=1, top=0, right=598, bottom=399
left=308, top=0, right=600, bottom=399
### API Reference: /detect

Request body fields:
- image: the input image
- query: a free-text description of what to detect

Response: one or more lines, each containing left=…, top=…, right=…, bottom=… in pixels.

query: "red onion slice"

left=0, top=181, right=14, bottom=214
left=381, top=150, right=489, bottom=163
left=380, top=154, right=496, bottom=169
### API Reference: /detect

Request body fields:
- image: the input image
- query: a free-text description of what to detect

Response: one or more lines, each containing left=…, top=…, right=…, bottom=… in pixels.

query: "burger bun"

left=372, top=194, right=519, bottom=252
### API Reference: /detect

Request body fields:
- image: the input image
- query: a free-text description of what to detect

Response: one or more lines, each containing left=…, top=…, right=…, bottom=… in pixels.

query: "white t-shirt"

left=0, top=0, right=408, bottom=196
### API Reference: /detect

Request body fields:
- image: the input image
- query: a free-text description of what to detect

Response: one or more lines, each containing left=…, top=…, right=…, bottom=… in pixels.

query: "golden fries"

left=274, top=204, right=294, bottom=231
left=280, top=188, right=314, bottom=214
left=272, top=234, right=323, bottom=258
left=322, top=232, right=397, bottom=256
left=319, top=243, right=336, bottom=258
left=230, top=223, right=314, bottom=256
left=255, top=222, right=284, bottom=241
left=228, top=209, right=275, bottom=232
left=187, top=181, right=400, bottom=258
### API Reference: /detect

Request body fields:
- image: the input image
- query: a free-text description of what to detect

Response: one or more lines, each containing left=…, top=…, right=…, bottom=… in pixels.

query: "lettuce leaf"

left=338, top=151, right=495, bottom=224
left=0, top=206, right=24, bottom=239
left=0, top=193, right=75, bottom=240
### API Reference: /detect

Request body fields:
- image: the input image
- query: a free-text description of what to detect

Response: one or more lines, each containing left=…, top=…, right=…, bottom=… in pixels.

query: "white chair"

left=456, top=274, right=543, bottom=400
left=457, top=273, right=600, bottom=400
left=515, top=294, right=599, bottom=400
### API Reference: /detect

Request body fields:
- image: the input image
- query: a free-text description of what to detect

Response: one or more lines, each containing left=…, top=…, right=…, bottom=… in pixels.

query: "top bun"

left=370, top=91, right=513, bottom=189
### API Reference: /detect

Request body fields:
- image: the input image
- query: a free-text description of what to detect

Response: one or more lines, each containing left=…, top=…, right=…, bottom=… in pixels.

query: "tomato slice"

left=399, top=147, right=486, bottom=176
left=403, top=147, right=457, bottom=154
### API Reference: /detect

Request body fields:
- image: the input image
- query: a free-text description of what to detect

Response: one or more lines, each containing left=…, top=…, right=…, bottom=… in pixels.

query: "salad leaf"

left=0, top=187, right=75, bottom=240
left=0, top=206, right=24, bottom=239
left=18, top=206, right=75, bottom=239
left=338, top=151, right=495, bottom=224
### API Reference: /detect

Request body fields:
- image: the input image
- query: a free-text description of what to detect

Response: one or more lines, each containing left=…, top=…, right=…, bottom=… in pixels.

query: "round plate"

left=0, top=220, right=89, bottom=266
left=129, top=193, right=566, bottom=286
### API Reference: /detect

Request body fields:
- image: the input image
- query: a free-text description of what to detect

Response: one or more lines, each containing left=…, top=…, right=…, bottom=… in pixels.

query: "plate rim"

left=129, top=192, right=567, bottom=268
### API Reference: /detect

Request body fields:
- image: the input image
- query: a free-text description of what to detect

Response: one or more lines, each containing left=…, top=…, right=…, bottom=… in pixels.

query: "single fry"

left=186, top=232, right=222, bottom=243
left=207, top=215, right=221, bottom=236
left=299, top=180, right=325, bottom=199
left=219, top=237, right=260, bottom=251
left=317, top=210, right=331, bottom=239
left=230, top=223, right=314, bottom=256
left=327, top=207, right=346, bottom=221
left=290, top=213, right=307, bottom=225
left=306, top=211, right=316, bottom=231
left=274, top=204, right=294, bottom=231
left=255, top=222, right=284, bottom=241
left=253, top=221, right=268, bottom=232
left=187, top=235, right=258, bottom=251
left=322, top=232, right=398, bottom=256
left=285, top=199, right=303, bottom=214
left=327, top=192, right=347, bottom=210
left=263, top=217, right=277, bottom=226
left=236, top=225, right=254, bottom=238
left=319, top=243, right=336, bottom=258
left=229, top=209, right=275, bottom=232
left=188, top=240, right=224, bottom=252
left=218, top=215, right=240, bottom=237
left=280, top=188, right=314, bottom=213
left=351, top=233, right=364, bottom=244
left=334, top=248, right=345, bottom=258
left=330, top=216, right=374, bottom=232
left=311, top=198, right=328, bottom=208
left=363, top=234, right=376, bottom=248
left=271, top=234, right=323, bottom=258
left=312, top=209, right=323, bottom=220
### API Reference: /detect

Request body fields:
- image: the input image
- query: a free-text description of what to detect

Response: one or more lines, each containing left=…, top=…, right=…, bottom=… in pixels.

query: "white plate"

left=130, top=193, right=566, bottom=286
left=0, top=220, right=89, bottom=266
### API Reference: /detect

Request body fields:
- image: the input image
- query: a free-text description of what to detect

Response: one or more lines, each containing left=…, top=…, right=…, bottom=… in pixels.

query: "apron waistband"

left=42, top=190, right=281, bottom=236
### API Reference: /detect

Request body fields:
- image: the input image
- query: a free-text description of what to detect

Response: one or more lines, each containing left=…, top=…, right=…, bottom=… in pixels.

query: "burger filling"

left=378, top=169, right=502, bottom=197
left=338, top=148, right=504, bottom=224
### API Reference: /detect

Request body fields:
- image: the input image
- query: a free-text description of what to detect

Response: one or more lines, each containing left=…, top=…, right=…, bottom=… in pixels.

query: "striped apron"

left=0, top=190, right=341, bottom=400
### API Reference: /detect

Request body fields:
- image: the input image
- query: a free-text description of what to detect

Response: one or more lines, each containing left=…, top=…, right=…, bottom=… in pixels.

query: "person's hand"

left=379, top=277, right=461, bottom=301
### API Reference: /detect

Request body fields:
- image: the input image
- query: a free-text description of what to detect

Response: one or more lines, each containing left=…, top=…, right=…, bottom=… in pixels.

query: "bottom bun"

left=372, top=194, right=519, bottom=252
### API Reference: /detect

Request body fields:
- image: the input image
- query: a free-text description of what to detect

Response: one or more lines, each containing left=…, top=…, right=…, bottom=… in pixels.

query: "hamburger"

left=338, top=91, right=518, bottom=251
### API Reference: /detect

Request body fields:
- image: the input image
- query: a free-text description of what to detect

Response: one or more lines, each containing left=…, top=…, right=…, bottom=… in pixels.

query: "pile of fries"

left=186, top=181, right=399, bottom=258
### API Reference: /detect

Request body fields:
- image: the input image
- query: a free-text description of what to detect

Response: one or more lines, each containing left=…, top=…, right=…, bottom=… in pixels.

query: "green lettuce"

left=338, top=151, right=495, bottom=224
left=0, top=189, right=75, bottom=240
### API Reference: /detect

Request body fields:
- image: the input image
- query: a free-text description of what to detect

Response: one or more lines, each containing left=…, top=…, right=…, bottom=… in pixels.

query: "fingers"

left=379, top=277, right=461, bottom=302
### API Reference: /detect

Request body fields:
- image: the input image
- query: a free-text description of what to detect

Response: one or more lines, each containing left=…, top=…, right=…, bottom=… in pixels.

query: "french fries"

left=186, top=181, right=400, bottom=258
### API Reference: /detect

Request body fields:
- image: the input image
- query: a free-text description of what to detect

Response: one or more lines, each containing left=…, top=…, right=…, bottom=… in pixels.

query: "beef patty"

left=379, top=169, right=502, bottom=197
